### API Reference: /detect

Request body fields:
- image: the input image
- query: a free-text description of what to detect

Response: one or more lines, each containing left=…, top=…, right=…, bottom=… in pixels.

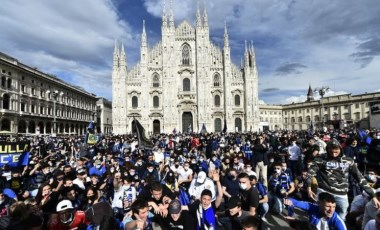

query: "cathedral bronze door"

left=153, top=120, right=160, bottom=134
left=182, top=112, right=193, bottom=133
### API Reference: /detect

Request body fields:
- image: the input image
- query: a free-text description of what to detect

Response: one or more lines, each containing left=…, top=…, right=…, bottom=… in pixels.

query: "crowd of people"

left=0, top=127, right=380, bottom=230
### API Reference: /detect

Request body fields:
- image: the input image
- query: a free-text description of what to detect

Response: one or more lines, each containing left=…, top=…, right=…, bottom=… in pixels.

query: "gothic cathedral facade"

left=112, top=3, right=259, bottom=135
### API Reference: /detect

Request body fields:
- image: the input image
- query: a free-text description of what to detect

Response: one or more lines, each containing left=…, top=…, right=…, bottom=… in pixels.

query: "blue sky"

left=0, top=0, right=379, bottom=104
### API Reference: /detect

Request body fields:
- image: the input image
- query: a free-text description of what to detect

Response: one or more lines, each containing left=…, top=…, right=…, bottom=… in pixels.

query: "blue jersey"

left=290, top=198, right=347, bottom=230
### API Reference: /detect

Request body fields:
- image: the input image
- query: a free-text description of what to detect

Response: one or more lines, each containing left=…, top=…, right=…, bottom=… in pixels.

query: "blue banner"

left=0, top=141, right=30, bottom=167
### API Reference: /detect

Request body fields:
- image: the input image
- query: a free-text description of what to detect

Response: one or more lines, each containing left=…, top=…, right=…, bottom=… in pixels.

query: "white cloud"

left=0, top=0, right=137, bottom=99
left=1, top=0, right=379, bottom=104
left=283, top=90, right=349, bottom=104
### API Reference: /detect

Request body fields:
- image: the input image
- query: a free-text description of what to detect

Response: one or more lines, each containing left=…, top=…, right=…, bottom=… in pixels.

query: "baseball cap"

left=56, top=200, right=73, bottom=212
left=196, top=171, right=207, bottom=183
left=227, top=196, right=241, bottom=209
left=168, top=199, right=181, bottom=214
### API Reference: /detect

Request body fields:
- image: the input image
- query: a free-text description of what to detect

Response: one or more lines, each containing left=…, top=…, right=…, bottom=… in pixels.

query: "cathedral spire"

left=244, top=40, right=249, bottom=67
left=203, top=0, right=208, bottom=28
left=307, top=84, right=314, bottom=102
left=196, top=0, right=202, bottom=28
left=162, top=0, right=167, bottom=28
left=223, top=21, right=229, bottom=48
left=141, top=20, right=147, bottom=47
left=169, top=0, right=175, bottom=28
left=113, top=39, right=119, bottom=70
left=120, top=42, right=127, bottom=71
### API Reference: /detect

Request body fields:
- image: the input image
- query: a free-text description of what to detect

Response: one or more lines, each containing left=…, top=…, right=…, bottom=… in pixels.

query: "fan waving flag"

left=85, top=121, right=100, bottom=145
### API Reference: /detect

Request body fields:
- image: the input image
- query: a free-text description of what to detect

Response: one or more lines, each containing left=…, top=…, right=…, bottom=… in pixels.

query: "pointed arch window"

left=213, top=73, right=221, bottom=87
left=132, top=96, right=138, bottom=108
left=152, top=74, right=160, bottom=87
left=182, top=44, right=191, bottom=65
left=183, top=78, right=190, bottom=91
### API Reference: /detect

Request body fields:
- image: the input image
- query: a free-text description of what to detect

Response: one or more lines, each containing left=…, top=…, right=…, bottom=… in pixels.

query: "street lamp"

left=47, top=89, right=64, bottom=134
left=314, top=86, right=330, bottom=128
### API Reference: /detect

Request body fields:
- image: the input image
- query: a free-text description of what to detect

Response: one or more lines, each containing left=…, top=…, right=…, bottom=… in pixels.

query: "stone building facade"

left=96, top=97, right=113, bottom=134
left=0, top=52, right=97, bottom=135
left=259, top=87, right=380, bottom=131
left=112, top=3, right=259, bottom=134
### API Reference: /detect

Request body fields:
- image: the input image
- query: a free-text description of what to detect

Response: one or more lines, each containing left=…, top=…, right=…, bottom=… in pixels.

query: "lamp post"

left=314, top=86, right=330, bottom=129
left=47, top=89, right=63, bottom=134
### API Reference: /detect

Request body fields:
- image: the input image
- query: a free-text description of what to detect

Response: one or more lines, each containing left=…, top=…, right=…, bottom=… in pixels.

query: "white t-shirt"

left=177, top=167, right=193, bottom=180
left=73, top=178, right=86, bottom=190
left=154, top=151, right=164, bottom=164
left=112, top=187, right=124, bottom=209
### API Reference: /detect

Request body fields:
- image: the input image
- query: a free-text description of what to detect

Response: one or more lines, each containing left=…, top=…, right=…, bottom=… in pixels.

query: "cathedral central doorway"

left=182, top=112, right=193, bottom=133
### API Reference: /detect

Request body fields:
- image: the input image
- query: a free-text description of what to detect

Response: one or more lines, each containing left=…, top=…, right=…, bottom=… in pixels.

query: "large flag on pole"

left=133, top=118, right=154, bottom=149
left=222, top=118, right=227, bottom=133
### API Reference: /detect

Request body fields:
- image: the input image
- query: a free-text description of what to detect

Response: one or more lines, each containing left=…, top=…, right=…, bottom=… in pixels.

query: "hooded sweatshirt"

left=308, top=140, right=374, bottom=196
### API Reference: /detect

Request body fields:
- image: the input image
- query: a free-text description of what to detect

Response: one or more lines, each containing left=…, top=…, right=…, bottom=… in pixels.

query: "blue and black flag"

left=200, top=123, right=208, bottom=135
left=222, top=118, right=227, bottom=133
left=133, top=118, right=154, bottom=149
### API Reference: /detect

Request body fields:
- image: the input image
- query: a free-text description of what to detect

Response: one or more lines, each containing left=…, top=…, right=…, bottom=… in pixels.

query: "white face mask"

left=96, top=164, right=102, bottom=169
left=239, top=183, right=247, bottom=190
left=275, top=169, right=282, bottom=174
left=148, top=168, right=154, bottom=173
left=368, top=175, right=377, bottom=182
left=246, top=167, right=252, bottom=172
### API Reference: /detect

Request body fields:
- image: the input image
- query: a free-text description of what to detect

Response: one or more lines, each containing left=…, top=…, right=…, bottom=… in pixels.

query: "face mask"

left=199, top=158, right=204, bottom=161
left=212, top=157, right=217, bottom=161
left=129, top=171, right=135, bottom=176
left=367, top=175, right=377, bottom=182
left=148, top=168, right=154, bottom=173
left=191, top=160, right=196, bottom=164
left=184, top=166, right=189, bottom=170
left=275, top=169, right=282, bottom=174
left=269, top=158, right=274, bottom=163
left=377, top=136, right=380, bottom=139
left=282, top=167, right=287, bottom=171
left=246, top=167, right=251, bottom=172
left=110, top=169, right=115, bottom=173
left=96, top=164, right=102, bottom=169
left=239, top=183, right=247, bottom=190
